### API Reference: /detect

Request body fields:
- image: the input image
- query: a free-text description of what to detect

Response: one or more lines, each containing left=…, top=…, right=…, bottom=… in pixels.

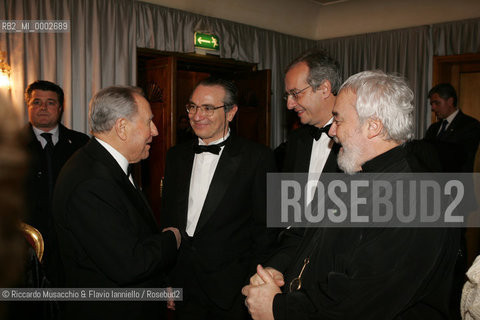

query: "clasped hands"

left=241, top=265, right=284, bottom=320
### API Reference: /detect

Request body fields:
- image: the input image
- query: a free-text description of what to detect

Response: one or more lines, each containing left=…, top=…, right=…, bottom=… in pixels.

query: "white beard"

left=334, top=129, right=364, bottom=175
left=337, top=144, right=363, bottom=175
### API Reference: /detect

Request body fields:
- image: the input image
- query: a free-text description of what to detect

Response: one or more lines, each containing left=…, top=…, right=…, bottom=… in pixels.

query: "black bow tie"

left=309, top=124, right=332, bottom=141
left=194, top=138, right=229, bottom=155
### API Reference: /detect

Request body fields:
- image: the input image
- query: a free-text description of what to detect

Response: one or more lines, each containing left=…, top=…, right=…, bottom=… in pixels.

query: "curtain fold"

left=316, top=26, right=432, bottom=138
left=1, top=0, right=479, bottom=144
left=70, top=0, right=136, bottom=133
left=0, top=0, right=72, bottom=127
left=432, top=18, right=480, bottom=56
left=0, top=0, right=136, bottom=134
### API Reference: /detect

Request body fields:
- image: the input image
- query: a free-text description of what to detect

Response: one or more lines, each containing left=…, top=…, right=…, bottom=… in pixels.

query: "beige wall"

left=142, top=0, right=480, bottom=40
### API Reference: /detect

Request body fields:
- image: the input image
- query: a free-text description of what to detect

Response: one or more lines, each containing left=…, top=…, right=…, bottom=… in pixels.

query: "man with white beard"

left=242, top=71, right=460, bottom=320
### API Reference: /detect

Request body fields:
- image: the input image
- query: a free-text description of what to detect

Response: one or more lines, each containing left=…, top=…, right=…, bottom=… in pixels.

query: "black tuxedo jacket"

left=161, top=134, right=277, bottom=310
left=282, top=125, right=340, bottom=174
left=53, top=138, right=177, bottom=319
left=24, top=123, right=89, bottom=285
left=425, top=110, right=480, bottom=172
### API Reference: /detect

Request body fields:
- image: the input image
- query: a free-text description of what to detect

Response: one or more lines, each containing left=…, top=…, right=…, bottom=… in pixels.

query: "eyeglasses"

left=283, top=85, right=311, bottom=101
left=186, top=103, right=225, bottom=116
left=289, top=257, right=310, bottom=292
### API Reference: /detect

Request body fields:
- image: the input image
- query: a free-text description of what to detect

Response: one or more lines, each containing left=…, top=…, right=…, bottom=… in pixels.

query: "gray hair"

left=89, top=86, right=143, bottom=133
left=193, top=77, right=238, bottom=112
left=340, top=70, right=414, bottom=142
left=287, top=49, right=342, bottom=95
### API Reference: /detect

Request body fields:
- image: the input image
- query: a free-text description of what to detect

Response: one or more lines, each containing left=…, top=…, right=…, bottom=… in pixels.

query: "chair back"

left=20, top=222, right=44, bottom=262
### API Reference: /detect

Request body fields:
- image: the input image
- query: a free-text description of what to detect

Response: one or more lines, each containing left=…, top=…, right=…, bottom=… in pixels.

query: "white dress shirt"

left=306, top=118, right=334, bottom=204
left=186, top=132, right=230, bottom=236
left=32, top=125, right=59, bottom=148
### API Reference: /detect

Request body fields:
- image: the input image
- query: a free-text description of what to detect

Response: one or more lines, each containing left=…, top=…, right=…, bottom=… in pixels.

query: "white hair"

left=340, top=70, right=414, bottom=142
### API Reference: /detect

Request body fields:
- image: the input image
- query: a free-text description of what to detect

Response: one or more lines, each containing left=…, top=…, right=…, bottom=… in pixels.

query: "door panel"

left=139, top=56, right=175, bottom=223
left=459, top=72, right=480, bottom=121
left=234, top=70, right=272, bottom=146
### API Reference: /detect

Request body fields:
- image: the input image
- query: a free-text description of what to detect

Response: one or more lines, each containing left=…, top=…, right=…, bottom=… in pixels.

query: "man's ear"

left=321, top=80, right=332, bottom=98
left=115, top=118, right=128, bottom=141
left=447, top=97, right=455, bottom=107
left=226, top=105, right=238, bottom=122
left=366, top=118, right=383, bottom=139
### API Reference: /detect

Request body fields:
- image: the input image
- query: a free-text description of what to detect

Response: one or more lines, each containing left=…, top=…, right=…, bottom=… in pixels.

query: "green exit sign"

left=194, top=32, right=220, bottom=50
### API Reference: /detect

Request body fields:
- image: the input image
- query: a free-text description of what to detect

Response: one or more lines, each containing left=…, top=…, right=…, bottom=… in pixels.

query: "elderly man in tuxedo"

left=161, top=77, right=276, bottom=319
left=282, top=49, right=342, bottom=175
left=53, top=86, right=180, bottom=320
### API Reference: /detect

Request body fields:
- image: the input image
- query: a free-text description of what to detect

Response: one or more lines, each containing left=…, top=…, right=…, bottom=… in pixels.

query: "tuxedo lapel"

left=295, top=132, right=314, bottom=172
left=175, top=146, right=195, bottom=231
left=194, top=137, right=242, bottom=234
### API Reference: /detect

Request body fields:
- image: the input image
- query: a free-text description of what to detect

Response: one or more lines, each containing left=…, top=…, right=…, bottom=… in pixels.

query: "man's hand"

left=249, top=266, right=284, bottom=287
left=242, top=264, right=282, bottom=320
left=162, top=227, right=181, bottom=249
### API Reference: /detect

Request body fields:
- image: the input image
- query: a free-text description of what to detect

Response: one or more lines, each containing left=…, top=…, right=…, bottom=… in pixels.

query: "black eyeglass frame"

left=283, top=85, right=311, bottom=101
left=186, top=103, right=226, bottom=116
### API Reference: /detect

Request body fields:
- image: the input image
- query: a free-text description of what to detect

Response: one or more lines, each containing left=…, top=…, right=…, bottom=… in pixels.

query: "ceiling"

left=141, top=0, right=480, bottom=40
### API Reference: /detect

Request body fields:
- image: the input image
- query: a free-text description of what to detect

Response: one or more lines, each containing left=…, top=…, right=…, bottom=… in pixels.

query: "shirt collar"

left=32, top=124, right=59, bottom=147
left=95, top=137, right=130, bottom=175
left=444, top=109, right=459, bottom=126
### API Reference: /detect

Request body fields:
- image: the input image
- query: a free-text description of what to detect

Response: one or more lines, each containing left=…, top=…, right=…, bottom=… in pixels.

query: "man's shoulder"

left=231, top=134, right=271, bottom=149
left=59, top=124, right=90, bottom=144
left=425, top=121, right=440, bottom=132
left=21, top=124, right=36, bottom=144
left=287, top=126, right=311, bottom=141
left=456, top=111, right=480, bottom=127
left=58, top=141, right=116, bottom=183
left=424, top=120, right=441, bottom=140
left=167, top=138, right=195, bottom=155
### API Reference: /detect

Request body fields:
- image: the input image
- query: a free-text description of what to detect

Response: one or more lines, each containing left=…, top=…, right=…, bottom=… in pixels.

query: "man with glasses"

left=242, top=71, right=459, bottom=320
left=282, top=49, right=342, bottom=176
left=161, top=77, right=276, bottom=319
left=252, top=50, right=344, bottom=316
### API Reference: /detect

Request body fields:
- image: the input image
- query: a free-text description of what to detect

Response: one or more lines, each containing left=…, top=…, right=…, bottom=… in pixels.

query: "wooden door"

left=433, top=53, right=480, bottom=122
left=233, top=70, right=272, bottom=146
left=138, top=56, right=175, bottom=223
